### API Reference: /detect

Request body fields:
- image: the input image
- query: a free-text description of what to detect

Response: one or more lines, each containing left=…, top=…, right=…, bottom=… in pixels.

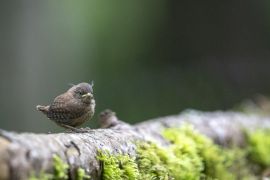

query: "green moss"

left=98, top=124, right=261, bottom=180
left=136, top=142, right=171, bottom=179
left=29, top=171, right=53, bottom=180
left=52, top=154, right=69, bottom=180
left=31, top=125, right=270, bottom=180
left=137, top=141, right=203, bottom=180
left=77, top=168, right=91, bottom=180
left=53, top=155, right=92, bottom=180
left=163, top=125, right=236, bottom=179
left=98, top=125, right=227, bottom=179
left=29, top=156, right=92, bottom=180
left=163, top=125, right=260, bottom=179
left=247, top=129, right=270, bottom=167
left=28, top=155, right=69, bottom=180
left=98, top=151, right=139, bottom=180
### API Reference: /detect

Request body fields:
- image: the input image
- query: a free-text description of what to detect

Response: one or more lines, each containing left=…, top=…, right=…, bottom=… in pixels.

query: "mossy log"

left=0, top=110, right=270, bottom=180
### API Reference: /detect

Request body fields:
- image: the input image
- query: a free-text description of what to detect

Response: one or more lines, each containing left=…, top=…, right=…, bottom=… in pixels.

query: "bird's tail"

left=36, top=105, right=49, bottom=114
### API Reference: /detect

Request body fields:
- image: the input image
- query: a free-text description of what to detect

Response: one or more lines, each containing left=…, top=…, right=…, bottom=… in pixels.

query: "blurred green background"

left=0, top=1, right=270, bottom=132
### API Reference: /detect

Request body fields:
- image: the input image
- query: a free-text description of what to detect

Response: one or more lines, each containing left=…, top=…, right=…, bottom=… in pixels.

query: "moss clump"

left=29, top=156, right=92, bottom=180
left=247, top=129, right=270, bottom=167
left=163, top=125, right=237, bottom=179
left=98, top=144, right=177, bottom=180
left=98, top=135, right=205, bottom=180
left=28, top=154, right=69, bottom=180
left=163, top=125, right=261, bottom=179
left=136, top=141, right=202, bottom=180
left=77, top=168, right=91, bottom=180
left=52, top=154, right=69, bottom=180
left=98, top=124, right=261, bottom=180
left=98, top=151, right=139, bottom=180
left=29, top=171, right=53, bottom=180
left=52, top=155, right=93, bottom=180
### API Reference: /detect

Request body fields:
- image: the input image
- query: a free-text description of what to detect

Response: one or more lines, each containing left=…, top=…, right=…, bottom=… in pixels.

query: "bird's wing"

left=48, top=93, right=84, bottom=121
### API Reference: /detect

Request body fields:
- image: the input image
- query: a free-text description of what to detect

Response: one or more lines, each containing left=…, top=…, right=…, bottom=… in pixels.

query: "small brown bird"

left=36, top=82, right=95, bottom=131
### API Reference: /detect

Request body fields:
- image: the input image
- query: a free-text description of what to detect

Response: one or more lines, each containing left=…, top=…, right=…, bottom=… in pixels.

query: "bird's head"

left=69, top=82, right=94, bottom=104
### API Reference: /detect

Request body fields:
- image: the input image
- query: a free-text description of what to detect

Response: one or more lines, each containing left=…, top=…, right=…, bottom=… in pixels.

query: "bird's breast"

left=69, top=110, right=94, bottom=127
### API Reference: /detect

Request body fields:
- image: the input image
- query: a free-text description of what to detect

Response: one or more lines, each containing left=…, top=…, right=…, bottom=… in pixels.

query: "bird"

left=36, top=82, right=95, bottom=131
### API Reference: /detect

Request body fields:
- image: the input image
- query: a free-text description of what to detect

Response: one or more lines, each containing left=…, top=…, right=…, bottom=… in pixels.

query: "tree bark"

left=0, top=110, right=270, bottom=180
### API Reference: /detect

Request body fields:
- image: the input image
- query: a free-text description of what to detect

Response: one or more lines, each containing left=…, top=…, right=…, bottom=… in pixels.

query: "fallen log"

left=0, top=109, right=270, bottom=180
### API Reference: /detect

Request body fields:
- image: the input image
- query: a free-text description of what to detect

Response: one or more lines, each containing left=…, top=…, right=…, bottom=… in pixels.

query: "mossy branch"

left=0, top=110, right=270, bottom=179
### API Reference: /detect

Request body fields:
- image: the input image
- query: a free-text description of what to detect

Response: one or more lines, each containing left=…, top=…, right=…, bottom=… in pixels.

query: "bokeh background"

left=0, top=1, right=270, bottom=132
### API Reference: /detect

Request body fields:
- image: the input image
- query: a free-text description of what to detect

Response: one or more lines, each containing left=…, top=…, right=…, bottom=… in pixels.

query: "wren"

left=36, top=82, right=95, bottom=131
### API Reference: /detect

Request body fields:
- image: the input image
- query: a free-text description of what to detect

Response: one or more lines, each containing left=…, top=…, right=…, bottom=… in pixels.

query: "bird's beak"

left=82, top=93, right=93, bottom=98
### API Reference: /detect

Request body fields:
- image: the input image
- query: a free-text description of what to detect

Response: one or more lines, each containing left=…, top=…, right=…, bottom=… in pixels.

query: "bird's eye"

left=76, top=90, right=83, bottom=95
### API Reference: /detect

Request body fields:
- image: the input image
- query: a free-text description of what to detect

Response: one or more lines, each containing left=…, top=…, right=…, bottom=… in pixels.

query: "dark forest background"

left=0, top=1, right=270, bottom=132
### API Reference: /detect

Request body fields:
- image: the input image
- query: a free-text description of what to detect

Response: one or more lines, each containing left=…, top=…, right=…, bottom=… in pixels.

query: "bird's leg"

left=59, top=124, right=89, bottom=133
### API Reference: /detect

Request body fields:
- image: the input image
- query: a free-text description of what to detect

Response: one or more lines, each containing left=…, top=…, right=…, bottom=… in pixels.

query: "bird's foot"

left=74, top=127, right=92, bottom=133
left=60, top=124, right=91, bottom=133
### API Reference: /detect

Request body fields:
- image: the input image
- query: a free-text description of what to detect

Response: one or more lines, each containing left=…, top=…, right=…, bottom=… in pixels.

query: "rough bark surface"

left=0, top=110, right=270, bottom=180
